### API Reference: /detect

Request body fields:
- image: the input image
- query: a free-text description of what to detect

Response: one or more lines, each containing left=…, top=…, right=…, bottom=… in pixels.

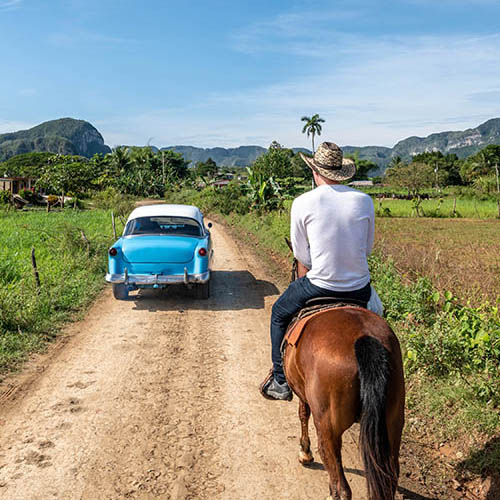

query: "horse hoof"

left=298, top=449, right=314, bottom=465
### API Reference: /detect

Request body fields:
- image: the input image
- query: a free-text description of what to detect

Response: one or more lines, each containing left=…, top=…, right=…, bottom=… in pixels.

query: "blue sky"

left=0, top=0, right=499, bottom=149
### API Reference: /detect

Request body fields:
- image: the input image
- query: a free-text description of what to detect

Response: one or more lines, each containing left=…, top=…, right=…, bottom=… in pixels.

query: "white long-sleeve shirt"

left=290, top=184, right=374, bottom=292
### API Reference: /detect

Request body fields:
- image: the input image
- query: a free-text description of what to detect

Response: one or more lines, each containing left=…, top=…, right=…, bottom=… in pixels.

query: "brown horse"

left=283, top=258, right=405, bottom=500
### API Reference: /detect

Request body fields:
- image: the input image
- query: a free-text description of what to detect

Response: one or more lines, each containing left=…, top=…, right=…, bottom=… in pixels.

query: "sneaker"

left=260, top=376, right=293, bottom=401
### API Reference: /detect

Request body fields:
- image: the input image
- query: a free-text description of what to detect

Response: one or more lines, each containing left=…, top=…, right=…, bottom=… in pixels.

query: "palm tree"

left=110, top=146, right=131, bottom=175
left=301, top=114, right=325, bottom=153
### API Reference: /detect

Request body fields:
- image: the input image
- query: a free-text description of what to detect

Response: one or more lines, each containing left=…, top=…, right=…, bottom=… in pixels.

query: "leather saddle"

left=282, top=298, right=367, bottom=355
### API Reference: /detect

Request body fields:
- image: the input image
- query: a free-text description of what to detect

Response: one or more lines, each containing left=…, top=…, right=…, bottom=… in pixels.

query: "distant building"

left=212, top=179, right=231, bottom=188
left=348, top=180, right=373, bottom=187
left=0, top=176, right=36, bottom=194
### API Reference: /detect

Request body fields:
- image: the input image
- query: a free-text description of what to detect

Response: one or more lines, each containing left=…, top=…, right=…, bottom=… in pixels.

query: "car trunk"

left=121, top=236, right=197, bottom=264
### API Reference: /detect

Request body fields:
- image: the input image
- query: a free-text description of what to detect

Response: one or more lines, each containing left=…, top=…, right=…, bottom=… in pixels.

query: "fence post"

left=31, top=247, right=41, bottom=292
left=495, top=164, right=500, bottom=218
left=80, top=230, right=91, bottom=256
left=111, top=211, right=117, bottom=239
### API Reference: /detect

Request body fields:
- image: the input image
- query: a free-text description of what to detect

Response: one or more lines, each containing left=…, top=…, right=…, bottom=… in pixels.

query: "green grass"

left=0, top=207, right=114, bottom=375
left=374, top=196, right=499, bottom=218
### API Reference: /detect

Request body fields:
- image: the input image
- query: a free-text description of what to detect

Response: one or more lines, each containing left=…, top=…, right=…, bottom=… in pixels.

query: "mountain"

left=162, top=145, right=268, bottom=167
left=2, top=117, right=498, bottom=171
left=162, top=119, right=500, bottom=170
left=0, top=118, right=111, bottom=161
left=392, top=118, right=500, bottom=160
left=338, top=118, right=500, bottom=171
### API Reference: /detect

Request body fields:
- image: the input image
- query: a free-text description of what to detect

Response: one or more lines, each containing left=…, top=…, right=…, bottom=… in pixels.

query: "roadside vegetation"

left=1, top=121, right=499, bottom=493
left=0, top=209, right=115, bottom=375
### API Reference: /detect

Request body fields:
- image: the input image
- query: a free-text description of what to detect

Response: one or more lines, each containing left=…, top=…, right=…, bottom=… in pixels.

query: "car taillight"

left=109, top=248, right=118, bottom=256
left=198, top=248, right=207, bottom=257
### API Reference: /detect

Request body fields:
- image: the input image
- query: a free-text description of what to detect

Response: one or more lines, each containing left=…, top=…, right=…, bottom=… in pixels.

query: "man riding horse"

left=261, top=142, right=375, bottom=401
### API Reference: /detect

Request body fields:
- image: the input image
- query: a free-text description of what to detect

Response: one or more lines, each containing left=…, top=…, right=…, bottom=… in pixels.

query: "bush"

left=92, top=187, right=135, bottom=221
left=0, top=190, right=12, bottom=205
left=405, top=292, right=500, bottom=404
left=18, top=188, right=35, bottom=202
left=370, top=254, right=500, bottom=405
left=47, top=194, right=59, bottom=206
left=165, top=185, right=251, bottom=216
left=211, top=184, right=251, bottom=215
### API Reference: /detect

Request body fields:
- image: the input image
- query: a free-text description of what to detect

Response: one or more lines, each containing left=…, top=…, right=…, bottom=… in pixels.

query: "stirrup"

left=259, top=368, right=274, bottom=398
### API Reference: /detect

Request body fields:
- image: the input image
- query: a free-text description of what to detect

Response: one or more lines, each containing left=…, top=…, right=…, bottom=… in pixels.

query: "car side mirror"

left=207, top=222, right=213, bottom=228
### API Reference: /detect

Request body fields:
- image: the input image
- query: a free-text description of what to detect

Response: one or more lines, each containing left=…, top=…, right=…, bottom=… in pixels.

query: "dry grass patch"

left=375, top=218, right=500, bottom=306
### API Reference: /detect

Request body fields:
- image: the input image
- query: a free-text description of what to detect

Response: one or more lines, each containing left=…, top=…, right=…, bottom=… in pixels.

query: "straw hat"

left=299, top=142, right=356, bottom=181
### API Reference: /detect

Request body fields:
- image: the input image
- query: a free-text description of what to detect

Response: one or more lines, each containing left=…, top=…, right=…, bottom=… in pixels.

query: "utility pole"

left=434, top=161, right=439, bottom=191
left=162, top=151, right=166, bottom=186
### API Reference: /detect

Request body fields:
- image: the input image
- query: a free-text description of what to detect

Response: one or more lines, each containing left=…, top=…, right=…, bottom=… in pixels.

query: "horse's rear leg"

left=316, top=415, right=351, bottom=500
left=387, top=400, right=405, bottom=493
left=298, top=399, right=314, bottom=465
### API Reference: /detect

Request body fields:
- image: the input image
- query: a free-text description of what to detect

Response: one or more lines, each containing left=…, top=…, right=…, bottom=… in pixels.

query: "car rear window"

left=124, top=216, right=202, bottom=237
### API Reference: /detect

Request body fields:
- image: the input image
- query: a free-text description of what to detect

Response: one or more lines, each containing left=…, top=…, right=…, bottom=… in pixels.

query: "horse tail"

left=355, top=335, right=396, bottom=500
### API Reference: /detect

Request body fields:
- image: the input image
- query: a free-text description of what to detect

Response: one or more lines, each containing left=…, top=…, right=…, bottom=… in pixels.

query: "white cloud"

left=97, top=7, right=500, bottom=148
left=231, top=8, right=366, bottom=57
left=221, top=34, right=500, bottom=146
left=48, top=30, right=137, bottom=48
left=0, top=120, right=33, bottom=134
left=0, top=0, right=22, bottom=10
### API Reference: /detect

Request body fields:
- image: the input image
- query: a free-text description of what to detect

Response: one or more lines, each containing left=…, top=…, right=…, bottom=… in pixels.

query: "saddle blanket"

left=284, top=303, right=362, bottom=349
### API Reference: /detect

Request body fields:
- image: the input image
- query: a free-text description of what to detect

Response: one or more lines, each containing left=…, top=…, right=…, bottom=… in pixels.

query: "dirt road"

left=0, top=223, right=373, bottom=499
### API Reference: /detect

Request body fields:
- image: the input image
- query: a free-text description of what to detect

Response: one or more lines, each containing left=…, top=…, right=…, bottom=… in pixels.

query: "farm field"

left=0, top=208, right=112, bottom=374
left=375, top=217, right=500, bottom=305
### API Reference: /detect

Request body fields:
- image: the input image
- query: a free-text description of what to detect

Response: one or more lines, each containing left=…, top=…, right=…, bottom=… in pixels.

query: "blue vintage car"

left=106, top=204, right=213, bottom=300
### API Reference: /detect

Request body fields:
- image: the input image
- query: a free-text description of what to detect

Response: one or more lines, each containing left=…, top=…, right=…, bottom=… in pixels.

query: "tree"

left=36, top=155, right=94, bottom=207
left=301, top=114, right=325, bottom=153
left=0, top=152, right=54, bottom=177
left=109, top=146, right=132, bottom=177
left=388, top=155, right=405, bottom=170
left=106, top=147, right=189, bottom=197
left=90, top=153, right=113, bottom=189
left=411, top=151, right=461, bottom=187
left=345, top=151, right=378, bottom=180
left=194, top=157, right=217, bottom=179
left=252, top=145, right=295, bottom=179
left=290, top=153, right=311, bottom=179
left=384, top=162, right=434, bottom=215
left=460, top=145, right=500, bottom=185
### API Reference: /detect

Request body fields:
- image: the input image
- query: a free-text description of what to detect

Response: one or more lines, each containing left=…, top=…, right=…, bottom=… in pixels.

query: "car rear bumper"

left=106, top=269, right=210, bottom=285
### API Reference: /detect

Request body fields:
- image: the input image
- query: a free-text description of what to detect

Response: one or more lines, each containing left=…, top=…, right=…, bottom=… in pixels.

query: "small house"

left=212, top=179, right=231, bottom=189
left=0, top=176, right=36, bottom=194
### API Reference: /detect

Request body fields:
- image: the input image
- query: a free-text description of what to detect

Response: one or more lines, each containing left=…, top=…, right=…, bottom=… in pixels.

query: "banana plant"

left=246, top=167, right=283, bottom=211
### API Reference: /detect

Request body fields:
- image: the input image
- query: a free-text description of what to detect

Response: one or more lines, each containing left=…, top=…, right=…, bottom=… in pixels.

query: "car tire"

left=112, top=283, right=129, bottom=300
left=194, top=281, right=210, bottom=299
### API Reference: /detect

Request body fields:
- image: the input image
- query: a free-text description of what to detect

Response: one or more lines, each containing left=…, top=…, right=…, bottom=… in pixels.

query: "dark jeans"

left=270, top=277, right=371, bottom=383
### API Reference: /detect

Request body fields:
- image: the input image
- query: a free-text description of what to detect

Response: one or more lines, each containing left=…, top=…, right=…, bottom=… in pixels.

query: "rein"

left=285, top=237, right=298, bottom=283
left=291, top=257, right=298, bottom=283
